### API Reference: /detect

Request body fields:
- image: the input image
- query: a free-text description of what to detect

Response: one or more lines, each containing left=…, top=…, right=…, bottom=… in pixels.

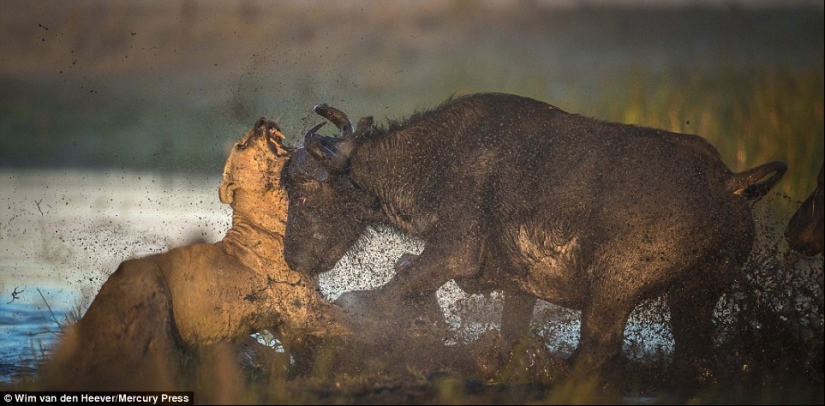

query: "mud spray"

left=230, top=192, right=822, bottom=404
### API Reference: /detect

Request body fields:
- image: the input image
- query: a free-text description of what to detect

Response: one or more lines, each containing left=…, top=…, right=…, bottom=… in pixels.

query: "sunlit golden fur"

left=41, top=118, right=348, bottom=391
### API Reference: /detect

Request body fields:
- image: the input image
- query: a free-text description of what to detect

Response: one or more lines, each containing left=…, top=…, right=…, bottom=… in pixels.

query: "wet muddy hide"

left=280, top=93, right=789, bottom=389
left=39, top=118, right=349, bottom=391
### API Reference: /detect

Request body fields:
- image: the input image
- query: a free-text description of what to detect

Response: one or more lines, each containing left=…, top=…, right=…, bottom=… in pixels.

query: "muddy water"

left=0, top=169, right=230, bottom=382
left=1, top=170, right=822, bottom=404
left=1, top=170, right=674, bottom=380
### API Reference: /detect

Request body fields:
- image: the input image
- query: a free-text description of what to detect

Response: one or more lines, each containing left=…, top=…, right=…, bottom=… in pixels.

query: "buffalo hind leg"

left=501, top=289, right=537, bottom=343
left=570, top=290, right=637, bottom=389
left=667, top=282, right=723, bottom=388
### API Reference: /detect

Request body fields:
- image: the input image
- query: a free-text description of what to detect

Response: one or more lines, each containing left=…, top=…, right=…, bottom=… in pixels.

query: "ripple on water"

left=0, top=290, right=76, bottom=384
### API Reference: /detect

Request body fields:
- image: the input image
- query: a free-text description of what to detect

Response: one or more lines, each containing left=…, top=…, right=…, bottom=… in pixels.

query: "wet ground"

left=1, top=172, right=822, bottom=403
left=180, top=260, right=825, bottom=404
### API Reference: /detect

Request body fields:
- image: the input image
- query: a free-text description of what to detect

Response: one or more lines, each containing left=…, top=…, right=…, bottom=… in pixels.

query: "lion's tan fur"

left=41, top=120, right=348, bottom=390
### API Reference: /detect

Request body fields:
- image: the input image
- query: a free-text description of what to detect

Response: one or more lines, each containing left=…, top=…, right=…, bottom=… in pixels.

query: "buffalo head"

left=281, top=106, right=378, bottom=275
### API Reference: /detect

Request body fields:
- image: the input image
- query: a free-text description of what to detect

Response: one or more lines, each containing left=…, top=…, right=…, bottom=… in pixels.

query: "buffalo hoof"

left=393, top=253, right=420, bottom=274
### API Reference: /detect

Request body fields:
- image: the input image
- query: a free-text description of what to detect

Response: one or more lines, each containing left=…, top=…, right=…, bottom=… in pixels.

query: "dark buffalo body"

left=281, top=93, right=786, bottom=382
left=785, top=163, right=824, bottom=256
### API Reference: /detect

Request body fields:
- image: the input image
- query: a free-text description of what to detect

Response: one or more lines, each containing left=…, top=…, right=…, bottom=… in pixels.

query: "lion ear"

left=219, top=181, right=237, bottom=204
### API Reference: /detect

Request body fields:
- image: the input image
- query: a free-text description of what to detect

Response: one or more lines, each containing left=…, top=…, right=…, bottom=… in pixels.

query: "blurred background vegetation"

left=1, top=0, right=822, bottom=200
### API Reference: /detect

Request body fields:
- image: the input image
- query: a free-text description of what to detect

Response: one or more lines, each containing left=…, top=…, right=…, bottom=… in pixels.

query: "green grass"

left=441, top=64, right=823, bottom=205
left=589, top=67, right=823, bottom=203
left=2, top=67, right=821, bottom=203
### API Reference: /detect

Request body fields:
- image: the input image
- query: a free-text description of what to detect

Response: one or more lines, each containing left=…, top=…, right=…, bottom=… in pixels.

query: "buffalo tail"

left=727, top=161, right=788, bottom=202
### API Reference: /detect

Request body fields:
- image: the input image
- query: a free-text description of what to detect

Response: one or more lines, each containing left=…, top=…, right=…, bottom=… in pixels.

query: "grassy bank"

left=2, top=2, right=822, bottom=202
left=3, top=67, right=821, bottom=201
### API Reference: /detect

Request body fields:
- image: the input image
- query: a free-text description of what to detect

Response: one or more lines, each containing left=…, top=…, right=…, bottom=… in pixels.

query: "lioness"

left=41, top=118, right=349, bottom=391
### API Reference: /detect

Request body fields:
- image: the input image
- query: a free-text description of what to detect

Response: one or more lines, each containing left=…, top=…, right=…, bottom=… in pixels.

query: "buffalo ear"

left=305, top=131, right=354, bottom=175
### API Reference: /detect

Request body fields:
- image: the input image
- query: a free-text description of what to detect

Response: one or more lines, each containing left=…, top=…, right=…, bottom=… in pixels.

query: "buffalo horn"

left=304, top=122, right=350, bottom=174
left=313, top=103, right=353, bottom=138
left=304, top=122, right=336, bottom=159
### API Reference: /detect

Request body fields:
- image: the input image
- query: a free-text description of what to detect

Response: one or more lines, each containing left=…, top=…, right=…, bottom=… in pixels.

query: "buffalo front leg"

left=392, top=253, right=446, bottom=325
left=380, top=162, right=489, bottom=302
left=370, top=222, right=485, bottom=333
left=367, top=239, right=482, bottom=327
left=381, top=227, right=483, bottom=302
left=334, top=252, right=449, bottom=332
left=345, top=164, right=489, bottom=330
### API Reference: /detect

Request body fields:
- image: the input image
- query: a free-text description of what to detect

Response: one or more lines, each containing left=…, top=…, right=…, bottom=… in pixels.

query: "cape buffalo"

left=280, top=93, right=786, bottom=384
left=41, top=118, right=349, bottom=391
left=785, top=163, right=824, bottom=256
